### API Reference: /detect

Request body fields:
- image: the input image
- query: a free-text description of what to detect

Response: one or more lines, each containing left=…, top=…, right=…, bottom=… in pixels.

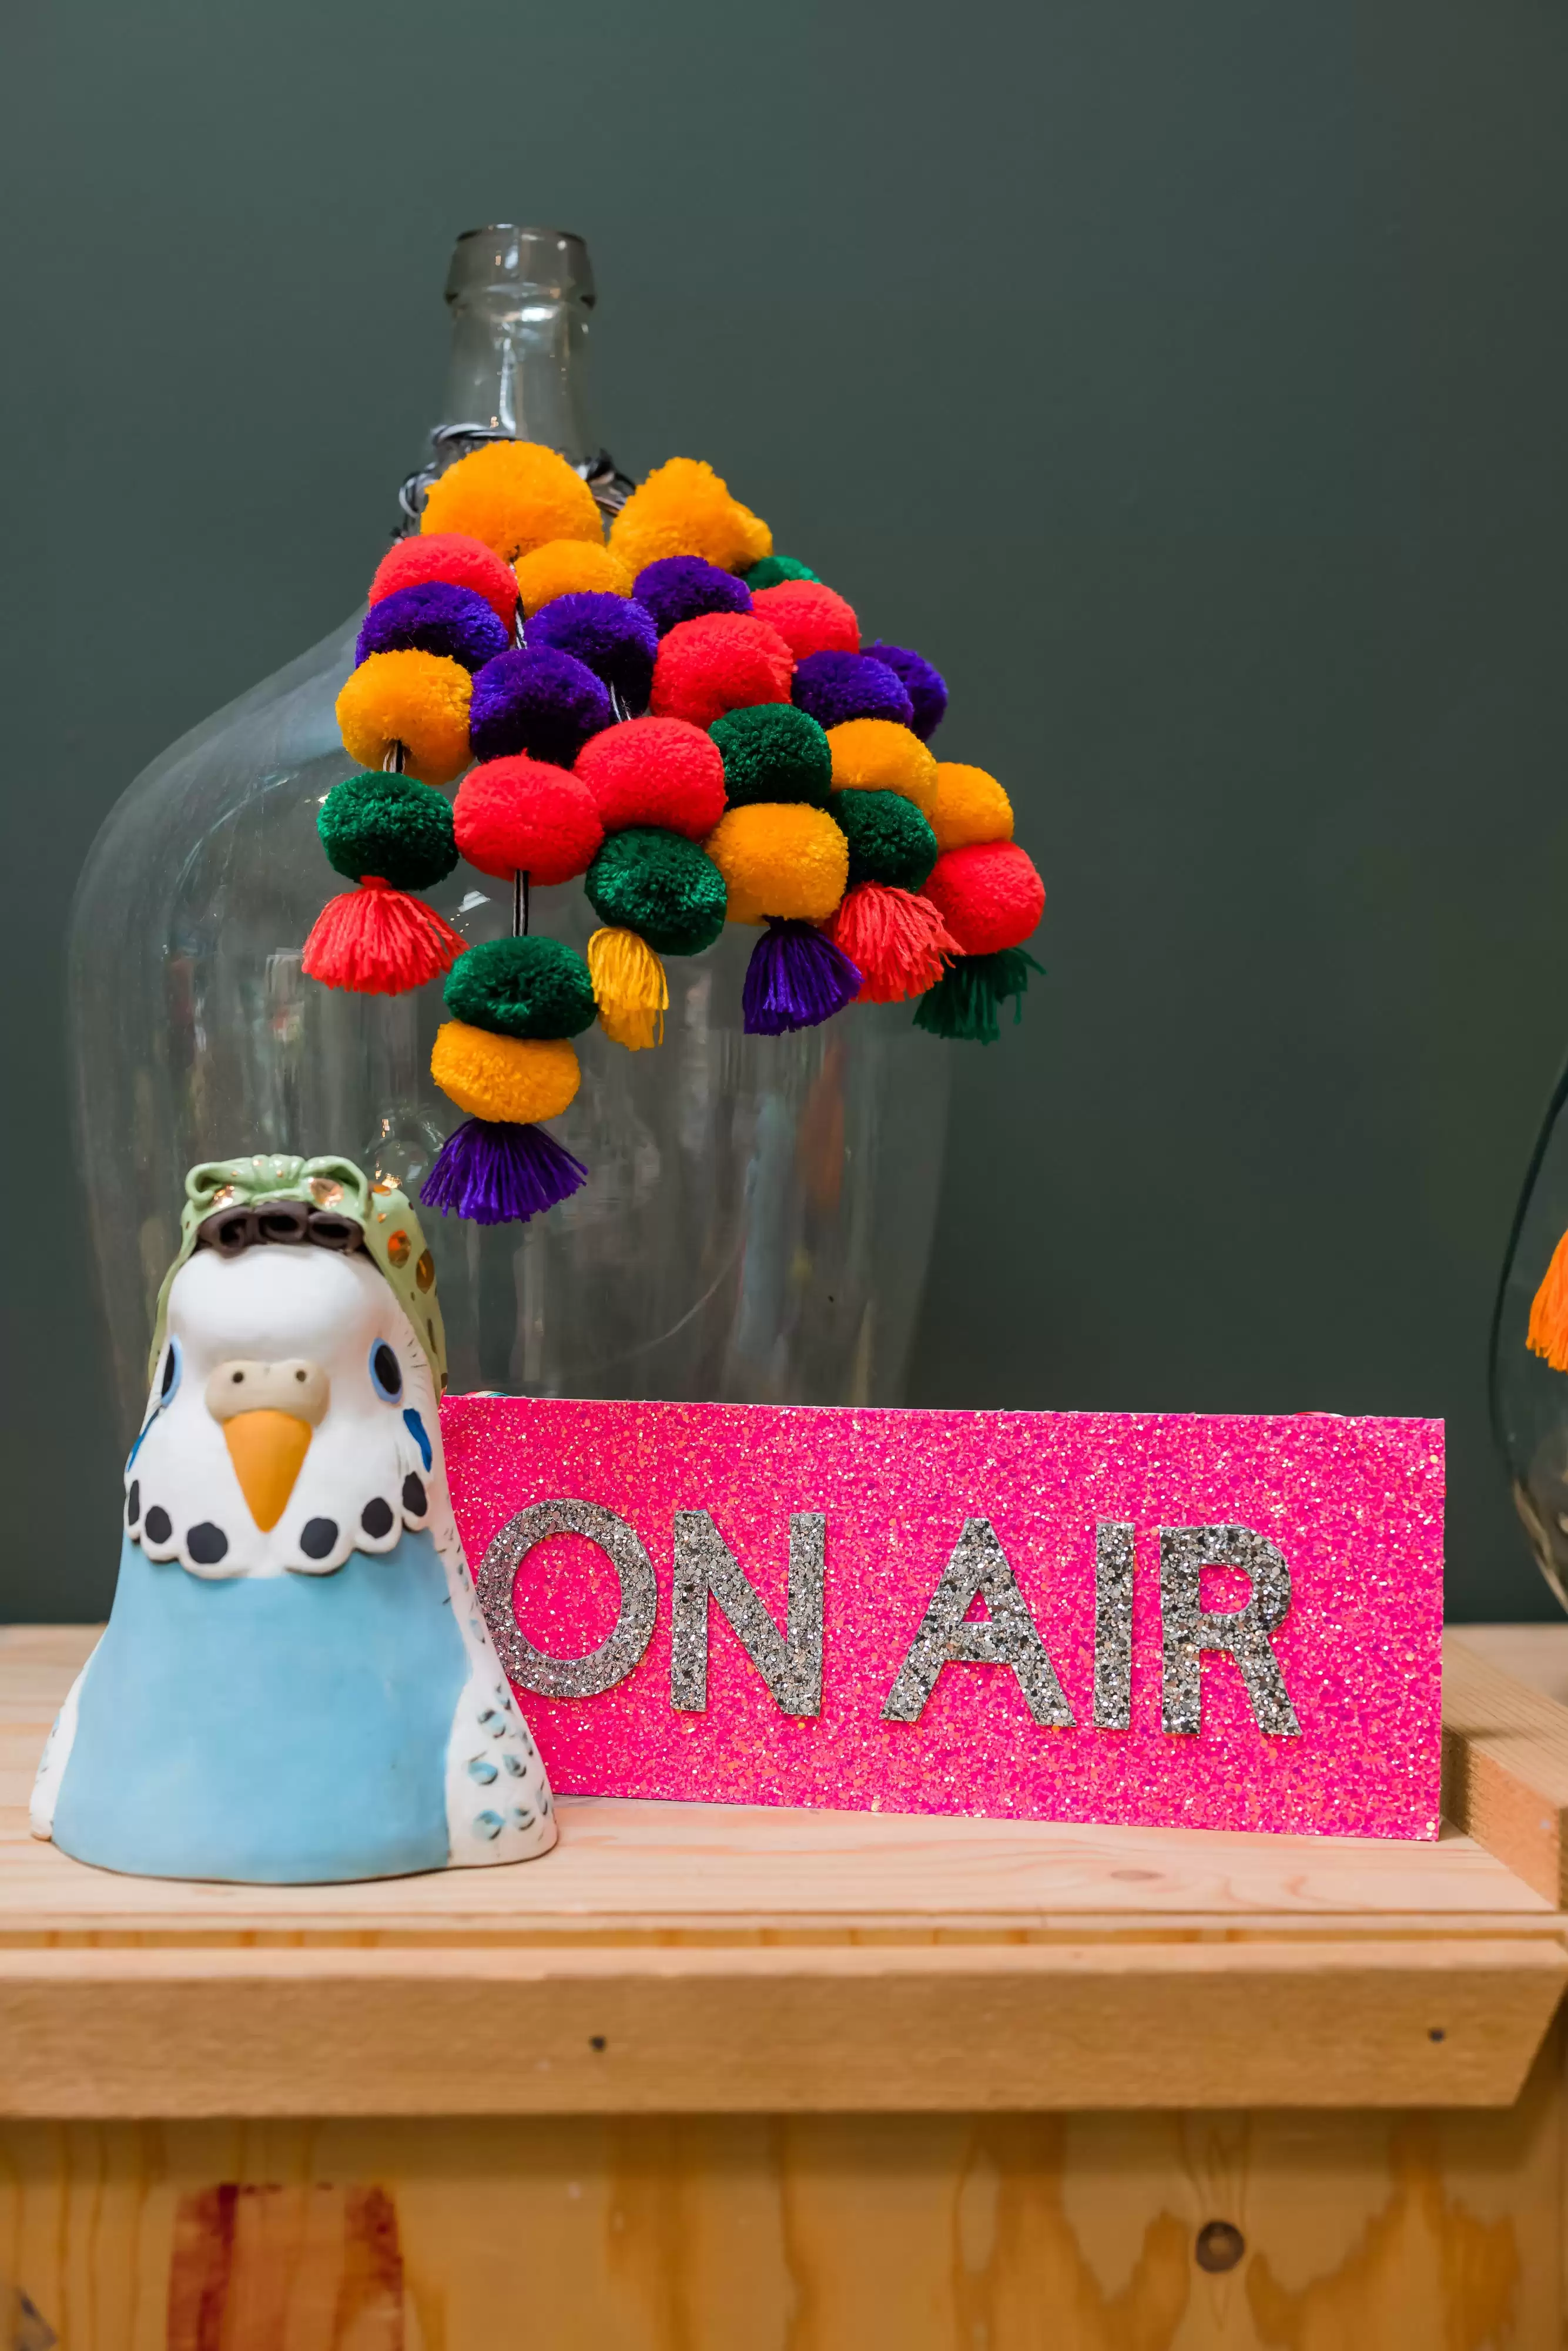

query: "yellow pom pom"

left=928, top=762, right=1014, bottom=851
left=706, top=802, right=848, bottom=925
left=421, top=442, right=603, bottom=564
left=514, top=539, right=634, bottom=616
left=430, top=1024, right=581, bottom=1125
left=609, top=456, right=772, bottom=577
left=827, top=719, right=939, bottom=812
left=587, top=926, right=669, bottom=1050
left=336, top=649, right=473, bottom=788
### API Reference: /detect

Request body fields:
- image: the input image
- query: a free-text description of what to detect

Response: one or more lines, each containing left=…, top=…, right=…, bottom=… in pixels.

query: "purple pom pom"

left=792, top=651, right=914, bottom=731
left=862, top=640, right=947, bottom=742
left=470, top=647, right=614, bottom=766
left=633, top=556, right=752, bottom=637
left=420, top=1117, right=588, bottom=1225
left=357, top=581, right=511, bottom=673
left=527, top=592, right=659, bottom=710
left=742, top=920, right=863, bottom=1036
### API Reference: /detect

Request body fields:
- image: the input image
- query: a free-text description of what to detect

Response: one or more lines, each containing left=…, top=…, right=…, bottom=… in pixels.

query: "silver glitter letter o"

left=475, top=1499, right=658, bottom=1699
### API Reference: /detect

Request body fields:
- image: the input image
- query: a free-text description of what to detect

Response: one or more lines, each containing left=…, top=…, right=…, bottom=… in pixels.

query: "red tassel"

left=302, top=876, right=467, bottom=996
left=829, top=882, right=960, bottom=1004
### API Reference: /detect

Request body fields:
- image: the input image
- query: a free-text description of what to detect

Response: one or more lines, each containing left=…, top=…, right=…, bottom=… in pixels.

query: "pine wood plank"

left=1442, top=1633, right=1568, bottom=1905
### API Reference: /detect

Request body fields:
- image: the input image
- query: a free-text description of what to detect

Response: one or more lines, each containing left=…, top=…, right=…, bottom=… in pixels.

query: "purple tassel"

left=421, top=1118, right=588, bottom=1225
left=742, top=920, right=863, bottom=1037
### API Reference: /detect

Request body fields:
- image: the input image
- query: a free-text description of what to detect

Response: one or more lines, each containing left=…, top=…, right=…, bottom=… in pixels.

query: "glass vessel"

left=68, top=225, right=950, bottom=1435
left=1491, top=1057, right=1568, bottom=1610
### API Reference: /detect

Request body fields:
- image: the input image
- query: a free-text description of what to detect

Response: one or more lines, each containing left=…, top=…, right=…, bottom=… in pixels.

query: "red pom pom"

left=454, top=756, right=604, bottom=885
left=370, top=533, right=518, bottom=635
left=750, top=580, right=859, bottom=659
left=922, top=842, right=1045, bottom=956
left=574, top=716, right=727, bottom=840
left=829, top=882, right=960, bottom=1003
left=302, top=879, right=467, bottom=995
left=649, top=612, right=795, bottom=728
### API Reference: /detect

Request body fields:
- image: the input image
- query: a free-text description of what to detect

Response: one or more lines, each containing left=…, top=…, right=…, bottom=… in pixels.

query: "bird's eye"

left=159, top=1337, right=182, bottom=1403
left=368, top=1341, right=403, bottom=1402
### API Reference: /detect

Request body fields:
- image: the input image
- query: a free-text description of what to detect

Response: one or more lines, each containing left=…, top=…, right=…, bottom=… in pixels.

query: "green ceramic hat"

left=149, top=1154, right=447, bottom=1390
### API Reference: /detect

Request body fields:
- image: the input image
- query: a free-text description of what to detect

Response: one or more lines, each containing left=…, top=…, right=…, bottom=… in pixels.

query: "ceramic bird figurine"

left=31, top=1155, right=555, bottom=1882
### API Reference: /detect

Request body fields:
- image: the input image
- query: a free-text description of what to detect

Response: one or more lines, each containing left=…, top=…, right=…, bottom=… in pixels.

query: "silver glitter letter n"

left=671, top=1511, right=825, bottom=1716
left=880, top=1518, right=1074, bottom=1727
left=476, top=1499, right=658, bottom=1699
left=1159, top=1524, right=1301, bottom=1736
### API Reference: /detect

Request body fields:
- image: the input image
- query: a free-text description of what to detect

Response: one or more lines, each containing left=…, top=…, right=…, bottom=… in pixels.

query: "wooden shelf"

left=4, top=1625, right=1566, bottom=2117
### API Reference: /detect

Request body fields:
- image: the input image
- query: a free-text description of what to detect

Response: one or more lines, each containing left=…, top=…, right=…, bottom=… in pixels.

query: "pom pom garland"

left=421, top=440, right=602, bottom=563
left=832, top=788, right=939, bottom=892
left=586, top=826, right=728, bottom=957
left=609, top=456, right=771, bottom=576
left=527, top=591, right=659, bottom=708
left=587, top=926, right=670, bottom=1051
left=370, top=532, right=518, bottom=633
left=709, top=704, right=833, bottom=809
left=705, top=801, right=849, bottom=926
left=742, top=922, right=862, bottom=1036
left=443, top=936, right=597, bottom=1040
left=303, top=878, right=467, bottom=997
left=830, top=882, right=959, bottom=1004
left=336, top=648, right=473, bottom=787
left=469, top=647, right=614, bottom=767
left=356, top=581, right=510, bottom=674
left=309, top=434, right=1048, bottom=1229
left=453, top=757, right=604, bottom=886
left=749, top=580, right=859, bottom=659
left=318, top=772, right=457, bottom=891
left=928, top=762, right=1014, bottom=852
left=862, top=641, right=948, bottom=741
left=913, top=947, right=1044, bottom=1044
left=827, top=718, right=939, bottom=811
left=793, top=650, right=913, bottom=731
left=743, top=554, right=817, bottom=590
left=923, top=840, right=1045, bottom=957
left=514, top=538, right=632, bottom=615
left=574, top=716, right=727, bottom=840
left=421, top=1118, right=588, bottom=1225
left=633, top=556, right=752, bottom=636
left=650, top=612, right=795, bottom=728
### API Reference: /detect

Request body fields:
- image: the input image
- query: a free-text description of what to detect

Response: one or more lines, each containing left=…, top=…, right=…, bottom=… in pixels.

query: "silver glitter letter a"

left=880, top=1518, right=1074, bottom=1727
left=671, top=1511, right=825, bottom=1716
left=1159, top=1524, right=1301, bottom=1736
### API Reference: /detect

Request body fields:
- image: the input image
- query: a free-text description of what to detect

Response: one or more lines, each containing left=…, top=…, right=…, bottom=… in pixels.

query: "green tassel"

left=913, top=948, right=1044, bottom=1044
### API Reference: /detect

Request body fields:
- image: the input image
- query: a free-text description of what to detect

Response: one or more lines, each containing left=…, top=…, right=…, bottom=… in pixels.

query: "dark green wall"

left=6, top=0, right=1567, bottom=1620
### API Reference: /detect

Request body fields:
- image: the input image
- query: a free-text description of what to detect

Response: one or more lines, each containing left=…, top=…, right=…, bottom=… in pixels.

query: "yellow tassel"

left=587, top=926, right=669, bottom=1050
left=1528, top=1227, right=1568, bottom=1372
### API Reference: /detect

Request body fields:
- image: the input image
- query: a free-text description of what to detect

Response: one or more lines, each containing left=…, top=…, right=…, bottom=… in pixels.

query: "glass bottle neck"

left=433, top=225, right=597, bottom=467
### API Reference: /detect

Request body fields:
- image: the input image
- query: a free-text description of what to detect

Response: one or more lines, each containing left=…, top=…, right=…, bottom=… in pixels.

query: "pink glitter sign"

left=440, top=1399, right=1444, bottom=1841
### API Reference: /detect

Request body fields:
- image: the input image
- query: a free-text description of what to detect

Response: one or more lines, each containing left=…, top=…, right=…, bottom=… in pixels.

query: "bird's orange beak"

left=222, top=1411, right=313, bottom=1532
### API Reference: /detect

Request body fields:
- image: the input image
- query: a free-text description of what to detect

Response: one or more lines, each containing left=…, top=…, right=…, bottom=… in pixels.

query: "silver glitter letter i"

left=1093, top=1522, right=1134, bottom=1730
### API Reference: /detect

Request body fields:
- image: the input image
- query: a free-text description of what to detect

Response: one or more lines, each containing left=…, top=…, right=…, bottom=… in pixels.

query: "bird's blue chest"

left=53, top=1531, right=468, bottom=1882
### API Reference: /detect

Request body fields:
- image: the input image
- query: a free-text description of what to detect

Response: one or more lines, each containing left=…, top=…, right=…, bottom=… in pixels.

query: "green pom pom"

left=710, top=704, right=832, bottom=809
left=319, top=771, right=457, bottom=890
left=443, top=936, right=597, bottom=1041
left=832, top=789, right=938, bottom=891
left=743, top=555, right=819, bottom=590
left=587, top=826, right=727, bottom=957
left=914, top=948, right=1044, bottom=1044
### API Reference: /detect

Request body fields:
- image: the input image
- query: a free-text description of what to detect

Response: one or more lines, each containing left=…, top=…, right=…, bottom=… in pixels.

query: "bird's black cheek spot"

left=126, top=1481, right=140, bottom=1526
left=300, top=1517, right=338, bottom=1560
left=144, top=1505, right=172, bottom=1544
left=186, top=1522, right=229, bottom=1566
left=361, top=1498, right=395, bottom=1540
left=401, top=1472, right=427, bottom=1516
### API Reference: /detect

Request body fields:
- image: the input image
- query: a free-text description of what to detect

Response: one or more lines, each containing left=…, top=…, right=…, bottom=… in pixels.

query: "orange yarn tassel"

left=1527, top=1227, right=1568, bottom=1371
left=302, top=876, right=467, bottom=996
left=829, top=882, right=960, bottom=1004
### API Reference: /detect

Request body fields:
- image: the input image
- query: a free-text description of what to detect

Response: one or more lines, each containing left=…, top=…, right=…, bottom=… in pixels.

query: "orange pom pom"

left=706, top=802, right=849, bottom=925
left=751, top=580, right=859, bottom=659
left=928, top=762, right=1014, bottom=851
left=336, top=649, right=473, bottom=788
left=650, top=612, right=795, bottom=728
left=431, top=1023, right=581, bottom=1124
left=421, top=441, right=603, bottom=564
left=827, top=718, right=938, bottom=811
left=514, top=538, right=633, bottom=616
left=609, top=457, right=771, bottom=575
